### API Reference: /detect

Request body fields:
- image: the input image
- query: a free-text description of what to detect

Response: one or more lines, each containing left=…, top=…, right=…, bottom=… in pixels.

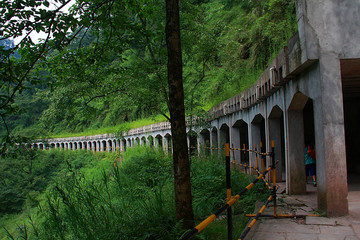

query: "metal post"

left=271, top=140, right=277, bottom=217
left=225, top=143, right=232, bottom=240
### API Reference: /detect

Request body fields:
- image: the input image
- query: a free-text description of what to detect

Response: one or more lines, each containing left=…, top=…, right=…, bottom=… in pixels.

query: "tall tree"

left=165, top=0, right=194, bottom=229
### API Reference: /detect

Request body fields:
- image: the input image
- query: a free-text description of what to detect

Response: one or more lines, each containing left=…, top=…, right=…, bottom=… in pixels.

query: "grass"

left=1, top=148, right=269, bottom=240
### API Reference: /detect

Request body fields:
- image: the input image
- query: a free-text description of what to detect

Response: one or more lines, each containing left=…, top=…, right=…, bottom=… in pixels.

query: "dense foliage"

left=1, top=148, right=268, bottom=239
left=1, top=0, right=297, bottom=140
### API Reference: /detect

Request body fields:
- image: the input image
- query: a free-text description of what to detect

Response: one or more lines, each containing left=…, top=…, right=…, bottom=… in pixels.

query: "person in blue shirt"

left=305, top=143, right=316, bottom=187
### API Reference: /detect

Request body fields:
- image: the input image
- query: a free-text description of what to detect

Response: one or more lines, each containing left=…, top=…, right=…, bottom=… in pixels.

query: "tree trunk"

left=165, top=0, right=195, bottom=229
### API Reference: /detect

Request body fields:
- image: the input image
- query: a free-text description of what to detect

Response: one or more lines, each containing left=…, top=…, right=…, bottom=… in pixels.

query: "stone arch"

left=232, top=119, right=249, bottom=164
left=141, top=136, right=147, bottom=146
left=78, top=142, right=82, bottom=150
left=50, top=143, right=55, bottom=148
left=107, top=139, right=112, bottom=152
left=61, top=143, right=65, bottom=149
left=155, top=134, right=163, bottom=150
left=164, top=133, right=172, bottom=153
left=69, top=142, right=73, bottom=150
left=219, top=123, right=230, bottom=151
left=33, top=143, right=38, bottom=149
left=251, top=114, right=266, bottom=172
left=101, top=140, right=106, bottom=151
left=287, top=91, right=316, bottom=195
left=56, top=143, right=60, bottom=148
left=268, top=105, right=285, bottom=182
left=39, top=143, right=44, bottom=150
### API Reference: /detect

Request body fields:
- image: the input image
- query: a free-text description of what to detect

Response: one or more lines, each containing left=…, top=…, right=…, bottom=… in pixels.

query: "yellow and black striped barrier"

left=180, top=167, right=272, bottom=240
left=238, top=194, right=273, bottom=240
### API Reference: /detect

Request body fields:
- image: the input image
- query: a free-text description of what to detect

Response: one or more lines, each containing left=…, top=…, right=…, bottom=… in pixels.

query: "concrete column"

left=315, top=55, right=348, bottom=216
left=163, top=136, right=169, bottom=153
left=286, top=110, right=306, bottom=195
left=106, top=140, right=111, bottom=152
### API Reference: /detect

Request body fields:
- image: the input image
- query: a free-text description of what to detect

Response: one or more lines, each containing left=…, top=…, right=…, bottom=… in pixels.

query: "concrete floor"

left=245, top=181, right=360, bottom=240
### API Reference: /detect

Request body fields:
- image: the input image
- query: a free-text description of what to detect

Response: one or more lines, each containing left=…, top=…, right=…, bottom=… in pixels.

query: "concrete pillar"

left=315, top=56, right=348, bottom=216
left=163, top=136, right=169, bottom=153
left=286, top=110, right=306, bottom=195
left=106, top=140, right=111, bottom=152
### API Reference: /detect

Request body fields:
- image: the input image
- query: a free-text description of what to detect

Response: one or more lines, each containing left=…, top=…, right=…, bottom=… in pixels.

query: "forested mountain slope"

left=1, top=0, right=297, bottom=139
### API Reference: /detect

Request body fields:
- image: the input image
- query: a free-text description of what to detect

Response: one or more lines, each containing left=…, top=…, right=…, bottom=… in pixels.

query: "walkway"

left=246, top=183, right=360, bottom=240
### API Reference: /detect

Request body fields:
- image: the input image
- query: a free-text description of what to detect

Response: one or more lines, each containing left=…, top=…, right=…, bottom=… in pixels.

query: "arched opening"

left=251, top=114, right=266, bottom=173
left=78, top=142, right=82, bottom=150
left=56, top=143, right=60, bottom=148
left=187, top=130, right=198, bottom=156
left=33, top=144, right=38, bottom=149
left=155, top=135, right=163, bottom=150
left=39, top=144, right=44, bottom=150
left=148, top=136, right=154, bottom=148
left=165, top=134, right=172, bottom=153
left=232, top=120, right=249, bottom=165
left=211, top=127, right=218, bottom=154
left=200, top=129, right=210, bottom=155
left=287, top=92, right=316, bottom=195
left=268, top=105, right=286, bottom=182
left=50, top=143, right=55, bottom=149
left=69, top=142, right=73, bottom=150
left=141, top=136, right=147, bottom=146
left=135, top=137, right=140, bottom=146
left=107, top=140, right=112, bottom=152
left=219, top=124, right=230, bottom=147
left=127, top=138, right=131, bottom=147
left=74, top=142, right=78, bottom=150
left=61, top=143, right=65, bottom=149
left=101, top=140, right=106, bottom=151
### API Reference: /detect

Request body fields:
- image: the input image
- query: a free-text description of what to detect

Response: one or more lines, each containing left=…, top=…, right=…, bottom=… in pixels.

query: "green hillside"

left=1, top=0, right=297, bottom=139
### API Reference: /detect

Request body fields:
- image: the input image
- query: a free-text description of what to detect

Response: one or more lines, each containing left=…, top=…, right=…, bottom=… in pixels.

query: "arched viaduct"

left=31, top=0, right=360, bottom=217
